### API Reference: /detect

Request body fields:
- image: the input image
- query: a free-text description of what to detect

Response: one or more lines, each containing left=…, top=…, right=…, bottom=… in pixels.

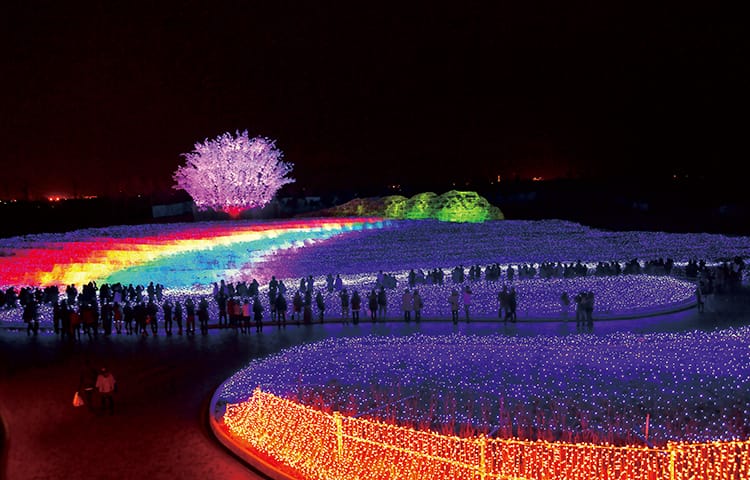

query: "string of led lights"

left=222, top=389, right=750, bottom=480
left=218, top=332, right=750, bottom=446
left=216, top=329, right=750, bottom=479
left=0, top=217, right=386, bottom=288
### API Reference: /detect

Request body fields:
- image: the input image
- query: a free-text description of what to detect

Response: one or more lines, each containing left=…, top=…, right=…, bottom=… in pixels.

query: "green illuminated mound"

left=316, top=191, right=504, bottom=222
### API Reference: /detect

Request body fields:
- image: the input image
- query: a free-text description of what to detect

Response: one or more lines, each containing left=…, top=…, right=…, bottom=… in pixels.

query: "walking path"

left=1, top=291, right=749, bottom=480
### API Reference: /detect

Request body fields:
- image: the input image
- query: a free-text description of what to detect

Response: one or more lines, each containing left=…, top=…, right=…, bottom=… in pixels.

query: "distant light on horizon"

left=45, top=194, right=98, bottom=202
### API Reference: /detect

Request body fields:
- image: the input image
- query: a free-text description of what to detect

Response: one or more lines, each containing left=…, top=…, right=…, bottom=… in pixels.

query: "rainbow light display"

left=0, top=217, right=386, bottom=288
left=223, top=389, right=750, bottom=480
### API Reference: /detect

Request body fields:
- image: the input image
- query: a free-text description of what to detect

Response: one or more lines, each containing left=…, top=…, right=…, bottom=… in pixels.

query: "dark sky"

left=1, top=1, right=745, bottom=199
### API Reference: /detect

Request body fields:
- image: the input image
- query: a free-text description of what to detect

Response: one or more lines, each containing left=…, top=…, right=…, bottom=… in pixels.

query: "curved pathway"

left=1, top=291, right=749, bottom=480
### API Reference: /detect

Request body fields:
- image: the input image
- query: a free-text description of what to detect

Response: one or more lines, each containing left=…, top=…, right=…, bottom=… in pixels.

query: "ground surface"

left=2, top=291, right=750, bottom=480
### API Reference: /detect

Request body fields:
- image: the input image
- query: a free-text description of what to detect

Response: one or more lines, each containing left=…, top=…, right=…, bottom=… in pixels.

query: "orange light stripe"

left=223, top=389, right=750, bottom=480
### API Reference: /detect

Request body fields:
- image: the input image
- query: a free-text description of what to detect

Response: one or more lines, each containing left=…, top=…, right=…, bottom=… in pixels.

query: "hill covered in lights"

left=308, top=190, right=505, bottom=223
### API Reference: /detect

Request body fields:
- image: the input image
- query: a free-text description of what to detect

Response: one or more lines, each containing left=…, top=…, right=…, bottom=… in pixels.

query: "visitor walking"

left=217, top=293, right=228, bottom=328
left=449, top=289, right=460, bottom=324
left=198, top=297, right=210, bottom=335
left=377, top=286, right=388, bottom=320
left=315, top=290, right=326, bottom=322
left=498, top=285, right=509, bottom=321
left=462, top=285, right=472, bottom=322
left=402, top=288, right=413, bottom=322
left=334, top=274, right=343, bottom=292
left=412, top=289, right=423, bottom=322
left=253, top=295, right=264, bottom=332
left=340, top=288, right=350, bottom=322
left=95, top=366, right=116, bottom=415
left=23, top=299, right=38, bottom=336
left=574, top=292, right=584, bottom=327
left=275, top=292, right=287, bottom=326
left=162, top=299, right=173, bottom=335
left=147, top=299, right=159, bottom=336
left=113, top=301, right=123, bottom=334
left=185, top=297, right=196, bottom=335
left=78, top=359, right=98, bottom=412
left=560, top=291, right=571, bottom=318
left=173, top=300, right=183, bottom=335
left=292, top=290, right=303, bottom=323
left=368, top=289, right=378, bottom=322
left=241, top=299, right=251, bottom=333
left=351, top=290, right=361, bottom=324
left=584, top=290, right=594, bottom=326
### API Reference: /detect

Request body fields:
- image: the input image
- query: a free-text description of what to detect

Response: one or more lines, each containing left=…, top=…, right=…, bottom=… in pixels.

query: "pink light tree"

left=173, top=131, right=295, bottom=217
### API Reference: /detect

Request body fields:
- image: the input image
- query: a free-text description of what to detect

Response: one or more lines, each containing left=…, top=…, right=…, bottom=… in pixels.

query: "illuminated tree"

left=383, top=195, right=408, bottom=218
left=325, top=191, right=504, bottom=222
left=404, top=192, right=438, bottom=219
left=173, top=130, right=295, bottom=217
left=433, top=190, right=504, bottom=222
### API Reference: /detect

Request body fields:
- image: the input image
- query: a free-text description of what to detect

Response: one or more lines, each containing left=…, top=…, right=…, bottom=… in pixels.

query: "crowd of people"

left=407, top=257, right=716, bottom=285
left=0, top=257, right=741, bottom=339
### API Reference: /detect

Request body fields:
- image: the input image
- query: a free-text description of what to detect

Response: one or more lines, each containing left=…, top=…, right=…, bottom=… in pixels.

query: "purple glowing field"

left=2, top=217, right=749, bottom=447
left=217, top=330, right=750, bottom=446
left=3, top=217, right=744, bottom=325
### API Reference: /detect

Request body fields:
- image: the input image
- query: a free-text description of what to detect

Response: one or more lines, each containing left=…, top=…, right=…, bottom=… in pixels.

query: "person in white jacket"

left=96, top=367, right=117, bottom=415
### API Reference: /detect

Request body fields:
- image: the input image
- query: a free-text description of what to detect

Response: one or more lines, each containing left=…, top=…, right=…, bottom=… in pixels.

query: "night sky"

left=1, top=1, right=744, bottom=199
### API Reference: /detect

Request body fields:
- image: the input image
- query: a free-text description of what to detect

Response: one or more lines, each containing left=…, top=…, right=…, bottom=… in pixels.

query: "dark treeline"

left=484, top=177, right=750, bottom=237
left=2, top=177, right=749, bottom=239
left=0, top=196, right=156, bottom=239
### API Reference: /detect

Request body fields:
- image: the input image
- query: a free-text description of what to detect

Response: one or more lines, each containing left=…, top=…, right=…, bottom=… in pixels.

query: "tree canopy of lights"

left=173, top=131, right=295, bottom=217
